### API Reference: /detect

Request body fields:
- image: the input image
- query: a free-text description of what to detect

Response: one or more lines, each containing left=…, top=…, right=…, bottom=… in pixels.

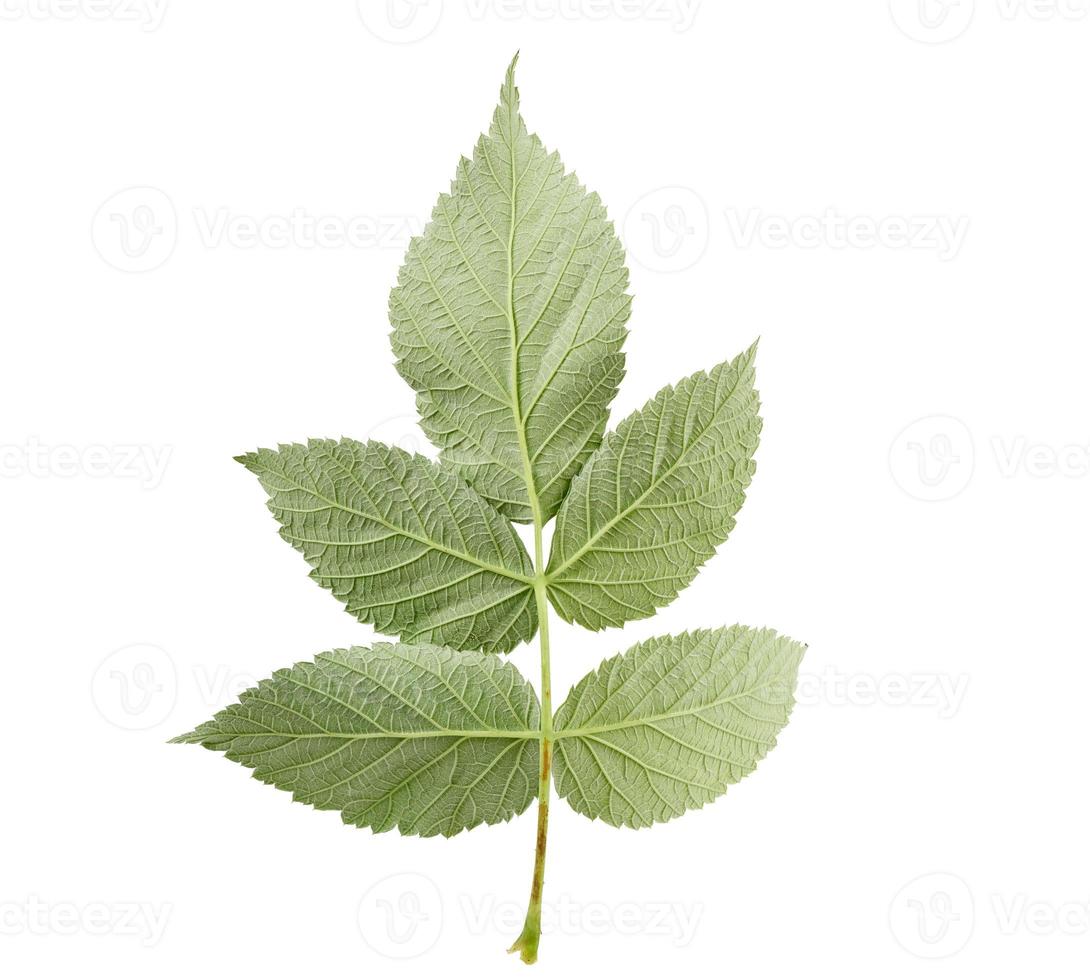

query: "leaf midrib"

left=192, top=729, right=541, bottom=741
left=547, top=365, right=750, bottom=580
left=263, top=465, right=535, bottom=587
left=553, top=681, right=791, bottom=740
left=500, top=92, right=547, bottom=532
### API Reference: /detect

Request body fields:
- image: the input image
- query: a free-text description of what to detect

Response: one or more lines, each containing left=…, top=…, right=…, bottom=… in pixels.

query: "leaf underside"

left=238, top=439, right=536, bottom=654
left=546, top=345, right=762, bottom=630
left=552, top=627, right=805, bottom=829
left=390, top=54, right=631, bottom=523
left=172, top=643, right=541, bottom=838
left=197, top=59, right=806, bottom=854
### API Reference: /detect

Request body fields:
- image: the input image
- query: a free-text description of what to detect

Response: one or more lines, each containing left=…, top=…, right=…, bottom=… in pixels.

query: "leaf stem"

left=509, top=521, right=553, bottom=964
left=503, top=87, right=553, bottom=959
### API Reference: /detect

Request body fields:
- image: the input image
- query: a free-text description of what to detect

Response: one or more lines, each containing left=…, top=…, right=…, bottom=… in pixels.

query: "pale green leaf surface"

left=172, top=643, right=541, bottom=838
left=390, top=55, right=631, bottom=523
left=238, top=438, right=536, bottom=654
left=545, top=344, right=761, bottom=630
left=552, top=627, right=805, bottom=829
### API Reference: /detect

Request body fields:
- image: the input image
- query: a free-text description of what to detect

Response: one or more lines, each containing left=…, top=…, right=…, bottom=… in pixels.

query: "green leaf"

left=545, top=344, right=761, bottom=630
left=172, top=643, right=541, bottom=838
left=390, top=54, right=631, bottom=523
left=238, top=438, right=536, bottom=654
left=552, top=627, right=805, bottom=829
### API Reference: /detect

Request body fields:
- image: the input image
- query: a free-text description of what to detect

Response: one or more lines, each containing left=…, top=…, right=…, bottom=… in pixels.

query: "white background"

left=2, top=2, right=1089, bottom=977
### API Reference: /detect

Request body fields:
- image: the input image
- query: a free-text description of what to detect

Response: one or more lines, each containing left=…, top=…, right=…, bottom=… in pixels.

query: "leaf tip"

left=501, top=52, right=521, bottom=110
left=234, top=450, right=262, bottom=473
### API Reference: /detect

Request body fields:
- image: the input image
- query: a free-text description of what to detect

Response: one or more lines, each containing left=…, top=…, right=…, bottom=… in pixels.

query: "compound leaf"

left=390, top=54, right=631, bottom=523
left=238, top=438, right=536, bottom=654
left=552, top=627, right=805, bottom=829
left=172, top=643, right=541, bottom=838
left=545, top=344, right=761, bottom=630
